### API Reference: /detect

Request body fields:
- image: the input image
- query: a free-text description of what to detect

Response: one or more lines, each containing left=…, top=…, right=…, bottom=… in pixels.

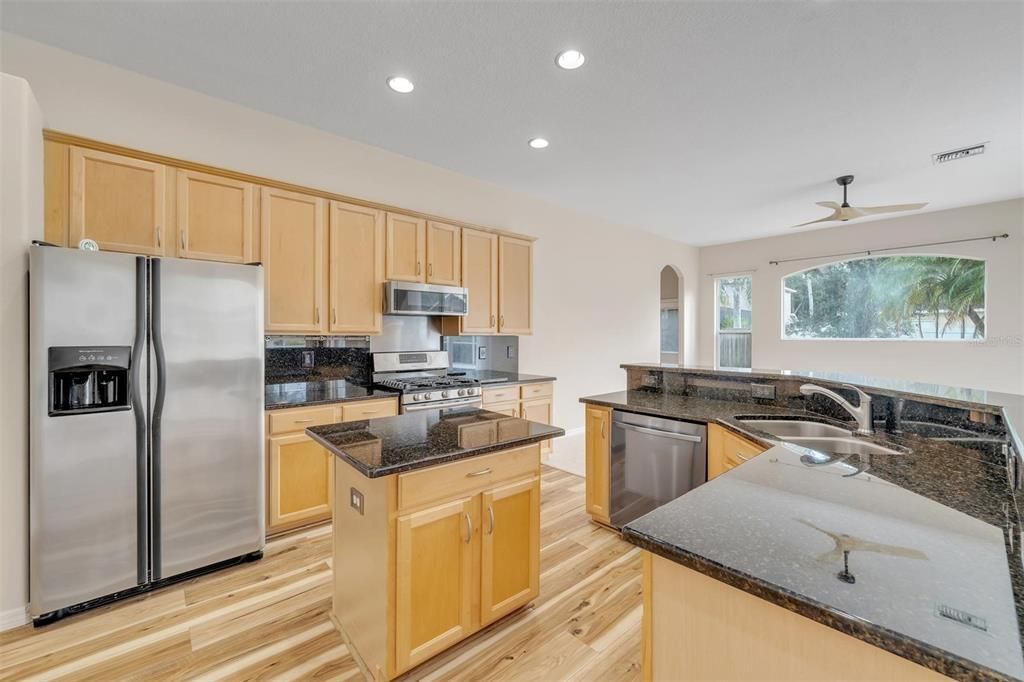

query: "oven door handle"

left=616, top=422, right=703, bottom=443
left=403, top=397, right=482, bottom=412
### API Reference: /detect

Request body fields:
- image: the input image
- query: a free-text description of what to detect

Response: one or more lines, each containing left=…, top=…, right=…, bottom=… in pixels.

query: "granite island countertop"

left=306, top=406, right=564, bottom=478
left=581, top=389, right=1024, bottom=681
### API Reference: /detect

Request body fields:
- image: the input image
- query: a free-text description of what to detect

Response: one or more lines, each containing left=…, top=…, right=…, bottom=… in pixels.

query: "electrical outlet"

left=350, top=487, right=364, bottom=515
left=751, top=383, right=776, bottom=400
left=478, top=346, right=487, bottom=360
left=301, top=350, right=315, bottom=368
left=506, top=345, right=515, bottom=359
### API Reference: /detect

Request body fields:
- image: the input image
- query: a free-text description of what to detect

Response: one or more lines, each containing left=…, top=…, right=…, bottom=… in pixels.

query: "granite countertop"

left=581, top=390, right=1023, bottom=680
left=306, top=406, right=564, bottom=478
left=450, top=369, right=556, bottom=385
left=264, top=379, right=398, bottom=410
left=621, top=363, right=1023, bottom=455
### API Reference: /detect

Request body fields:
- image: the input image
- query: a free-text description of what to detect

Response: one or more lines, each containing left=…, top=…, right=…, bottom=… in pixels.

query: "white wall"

left=699, top=199, right=1024, bottom=393
left=0, top=74, right=43, bottom=629
left=0, top=33, right=701, bottom=434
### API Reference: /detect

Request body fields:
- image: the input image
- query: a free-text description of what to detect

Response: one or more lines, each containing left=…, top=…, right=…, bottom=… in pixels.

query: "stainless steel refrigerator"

left=29, top=244, right=265, bottom=624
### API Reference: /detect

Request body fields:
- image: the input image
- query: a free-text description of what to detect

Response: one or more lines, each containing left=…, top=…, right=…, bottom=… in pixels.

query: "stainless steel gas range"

left=373, top=351, right=483, bottom=413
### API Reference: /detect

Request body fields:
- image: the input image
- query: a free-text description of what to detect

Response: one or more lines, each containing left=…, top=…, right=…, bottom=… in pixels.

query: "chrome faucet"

left=799, top=383, right=874, bottom=436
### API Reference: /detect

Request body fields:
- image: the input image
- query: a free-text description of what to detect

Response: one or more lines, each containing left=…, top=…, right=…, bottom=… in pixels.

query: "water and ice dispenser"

left=48, top=346, right=131, bottom=416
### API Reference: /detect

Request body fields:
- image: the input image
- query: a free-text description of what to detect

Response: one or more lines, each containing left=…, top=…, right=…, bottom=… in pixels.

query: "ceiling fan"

left=791, top=175, right=927, bottom=228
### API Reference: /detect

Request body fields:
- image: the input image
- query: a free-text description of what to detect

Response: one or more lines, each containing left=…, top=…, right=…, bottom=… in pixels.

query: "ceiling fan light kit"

left=791, top=174, right=927, bottom=228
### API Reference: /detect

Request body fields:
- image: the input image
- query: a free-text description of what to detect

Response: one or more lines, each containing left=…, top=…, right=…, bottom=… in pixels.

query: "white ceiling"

left=2, top=1, right=1021, bottom=246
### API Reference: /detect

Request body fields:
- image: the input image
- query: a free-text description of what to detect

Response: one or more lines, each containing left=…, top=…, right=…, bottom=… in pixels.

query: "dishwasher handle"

left=616, top=422, right=703, bottom=443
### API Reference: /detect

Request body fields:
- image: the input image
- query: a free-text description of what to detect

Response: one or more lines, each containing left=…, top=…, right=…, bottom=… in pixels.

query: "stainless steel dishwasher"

left=609, top=410, right=707, bottom=528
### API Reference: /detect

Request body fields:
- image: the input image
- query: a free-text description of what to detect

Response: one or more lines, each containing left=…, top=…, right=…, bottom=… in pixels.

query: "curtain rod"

left=705, top=268, right=758, bottom=278
left=768, top=233, right=1010, bottom=266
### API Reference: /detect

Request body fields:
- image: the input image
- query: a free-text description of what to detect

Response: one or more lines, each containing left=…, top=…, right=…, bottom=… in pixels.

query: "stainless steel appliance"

left=29, top=244, right=265, bottom=624
left=373, top=351, right=483, bottom=412
left=384, top=281, right=468, bottom=316
left=609, top=410, right=707, bottom=528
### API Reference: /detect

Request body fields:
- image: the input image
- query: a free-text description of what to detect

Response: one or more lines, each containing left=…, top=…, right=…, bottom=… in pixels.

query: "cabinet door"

left=261, top=187, right=327, bottom=333
left=176, top=169, right=255, bottom=263
left=585, top=405, right=611, bottom=524
left=480, top=477, right=540, bottom=625
left=461, top=228, right=499, bottom=334
left=329, top=201, right=385, bottom=334
left=386, top=212, right=426, bottom=282
left=708, top=424, right=766, bottom=480
left=521, top=397, right=553, bottom=455
left=267, top=433, right=333, bottom=532
left=498, top=236, right=533, bottom=334
left=395, top=496, right=475, bottom=672
left=69, top=147, right=167, bottom=255
left=426, top=221, right=461, bottom=285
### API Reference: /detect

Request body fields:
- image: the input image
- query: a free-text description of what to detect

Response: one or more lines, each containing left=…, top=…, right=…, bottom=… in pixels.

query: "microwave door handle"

left=616, top=422, right=703, bottom=443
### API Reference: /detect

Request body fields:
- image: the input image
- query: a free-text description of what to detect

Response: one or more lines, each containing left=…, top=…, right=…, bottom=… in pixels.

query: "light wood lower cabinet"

left=585, top=404, right=612, bottom=525
left=396, top=496, right=475, bottom=670
left=333, top=444, right=542, bottom=679
left=707, top=423, right=767, bottom=480
left=265, top=398, right=397, bottom=536
left=482, top=382, right=555, bottom=455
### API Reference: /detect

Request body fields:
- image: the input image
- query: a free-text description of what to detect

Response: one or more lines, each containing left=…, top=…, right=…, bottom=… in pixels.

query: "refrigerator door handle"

left=150, top=258, right=167, bottom=579
left=132, top=257, right=149, bottom=585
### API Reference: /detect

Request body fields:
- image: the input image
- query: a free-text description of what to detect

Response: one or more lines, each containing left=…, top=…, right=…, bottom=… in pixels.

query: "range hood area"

left=383, top=281, right=469, bottom=317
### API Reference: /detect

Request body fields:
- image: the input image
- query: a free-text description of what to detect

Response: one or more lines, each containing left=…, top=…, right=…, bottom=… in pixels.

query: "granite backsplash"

left=265, top=336, right=372, bottom=385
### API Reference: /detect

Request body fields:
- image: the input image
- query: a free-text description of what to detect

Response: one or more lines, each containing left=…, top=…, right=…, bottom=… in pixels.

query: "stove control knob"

left=412, top=394, right=420, bottom=402
left=457, top=389, right=466, bottom=397
left=441, top=390, right=450, bottom=399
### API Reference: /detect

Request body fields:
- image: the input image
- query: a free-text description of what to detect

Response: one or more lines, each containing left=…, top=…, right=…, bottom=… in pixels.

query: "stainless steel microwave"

left=384, top=281, right=469, bottom=316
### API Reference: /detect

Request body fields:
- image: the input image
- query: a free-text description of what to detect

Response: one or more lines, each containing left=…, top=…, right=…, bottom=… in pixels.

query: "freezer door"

left=151, top=258, right=264, bottom=580
left=29, top=246, right=147, bottom=617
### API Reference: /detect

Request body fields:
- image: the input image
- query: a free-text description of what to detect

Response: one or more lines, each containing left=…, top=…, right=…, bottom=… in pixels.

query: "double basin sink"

left=734, top=417, right=906, bottom=457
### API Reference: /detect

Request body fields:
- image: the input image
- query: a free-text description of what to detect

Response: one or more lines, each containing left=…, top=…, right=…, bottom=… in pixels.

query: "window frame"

left=779, top=254, right=988, bottom=343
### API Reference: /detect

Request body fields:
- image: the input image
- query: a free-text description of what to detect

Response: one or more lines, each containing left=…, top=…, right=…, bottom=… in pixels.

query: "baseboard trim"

left=0, top=604, right=28, bottom=631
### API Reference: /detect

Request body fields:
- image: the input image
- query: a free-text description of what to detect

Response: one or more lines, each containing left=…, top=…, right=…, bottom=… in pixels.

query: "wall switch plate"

left=301, top=350, right=315, bottom=368
left=350, top=487, right=364, bottom=515
left=642, top=373, right=661, bottom=388
left=506, top=345, right=515, bottom=359
left=478, top=346, right=487, bottom=360
left=751, top=383, right=776, bottom=400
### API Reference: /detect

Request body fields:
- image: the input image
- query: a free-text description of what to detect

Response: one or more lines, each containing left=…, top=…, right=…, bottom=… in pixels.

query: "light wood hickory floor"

left=0, top=466, right=642, bottom=681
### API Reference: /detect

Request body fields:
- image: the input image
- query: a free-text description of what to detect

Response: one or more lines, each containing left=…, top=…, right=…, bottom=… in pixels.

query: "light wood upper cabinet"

left=426, top=221, right=461, bottom=286
left=176, top=170, right=255, bottom=263
left=498, top=236, right=533, bottom=334
left=460, top=228, right=499, bottom=334
left=708, top=424, right=767, bottom=480
left=480, top=476, right=540, bottom=626
left=69, top=147, right=168, bottom=255
left=329, top=201, right=385, bottom=334
left=395, top=496, right=475, bottom=671
left=386, top=213, right=427, bottom=282
left=585, top=405, right=612, bottom=525
left=261, top=187, right=327, bottom=334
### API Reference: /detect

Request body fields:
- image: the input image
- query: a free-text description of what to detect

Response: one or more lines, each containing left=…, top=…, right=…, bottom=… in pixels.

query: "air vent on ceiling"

left=933, top=143, right=987, bottom=164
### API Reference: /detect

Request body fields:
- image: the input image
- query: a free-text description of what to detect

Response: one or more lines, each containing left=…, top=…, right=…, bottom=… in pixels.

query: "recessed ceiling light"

left=528, top=138, right=549, bottom=149
left=386, top=76, right=414, bottom=94
left=556, top=49, right=585, bottom=70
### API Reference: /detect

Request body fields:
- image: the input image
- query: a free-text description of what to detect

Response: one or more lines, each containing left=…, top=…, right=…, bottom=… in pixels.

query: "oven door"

left=385, top=281, right=469, bottom=316
left=609, top=411, right=707, bottom=528
left=400, top=396, right=482, bottom=413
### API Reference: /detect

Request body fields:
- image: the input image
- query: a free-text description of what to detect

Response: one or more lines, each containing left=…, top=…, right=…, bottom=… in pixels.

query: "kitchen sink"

left=735, top=417, right=853, bottom=438
left=785, top=436, right=906, bottom=456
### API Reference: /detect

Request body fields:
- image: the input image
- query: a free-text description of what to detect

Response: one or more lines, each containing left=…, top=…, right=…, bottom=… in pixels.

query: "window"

left=783, top=256, right=985, bottom=340
left=660, top=302, right=679, bottom=353
left=716, top=276, right=752, bottom=368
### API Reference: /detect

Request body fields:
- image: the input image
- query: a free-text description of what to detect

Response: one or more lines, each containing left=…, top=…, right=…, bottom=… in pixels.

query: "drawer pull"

left=735, top=451, right=752, bottom=462
left=464, top=512, right=472, bottom=543
left=294, top=418, right=314, bottom=423
left=466, top=468, right=493, bottom=478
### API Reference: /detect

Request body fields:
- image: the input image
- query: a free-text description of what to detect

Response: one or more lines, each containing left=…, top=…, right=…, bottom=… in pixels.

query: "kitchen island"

left=582, top=364, right=1023, bottom=681
left=307, top=407, right=564, bottom=680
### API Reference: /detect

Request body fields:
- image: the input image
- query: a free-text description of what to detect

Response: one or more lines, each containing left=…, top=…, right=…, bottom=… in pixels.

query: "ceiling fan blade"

left=815, top=201, right=841, bottom=209
left=855, top=203, right=928, bottom=215
left=790, top=212, right=839, bottom=228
